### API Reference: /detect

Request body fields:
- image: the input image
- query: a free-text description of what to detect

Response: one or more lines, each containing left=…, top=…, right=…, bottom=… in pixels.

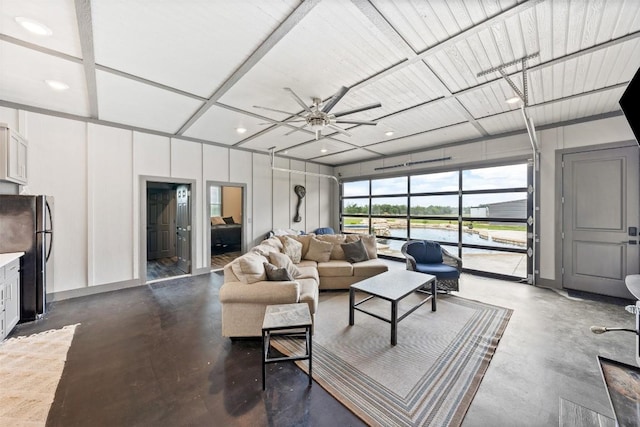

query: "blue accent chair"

left=401, top=240, right=462, bottom=292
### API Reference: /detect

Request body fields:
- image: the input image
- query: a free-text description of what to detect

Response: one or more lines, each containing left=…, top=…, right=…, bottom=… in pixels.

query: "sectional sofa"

left=219, top=233, right=389, bottom=337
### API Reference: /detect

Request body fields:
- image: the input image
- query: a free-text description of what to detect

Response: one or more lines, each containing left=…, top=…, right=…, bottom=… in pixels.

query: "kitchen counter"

left=0, top=252, right=24, bottom=268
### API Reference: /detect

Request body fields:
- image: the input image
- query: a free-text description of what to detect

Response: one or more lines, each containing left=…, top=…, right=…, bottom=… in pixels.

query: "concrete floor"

left=9, top=261, right=637, bottom=426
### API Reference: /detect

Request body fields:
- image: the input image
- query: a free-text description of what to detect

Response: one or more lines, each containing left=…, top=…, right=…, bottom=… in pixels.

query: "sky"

left=343, top=163, right=529, bottom=208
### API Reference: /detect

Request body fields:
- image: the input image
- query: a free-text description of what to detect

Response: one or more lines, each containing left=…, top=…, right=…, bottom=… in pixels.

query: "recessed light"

left=505, top=96, right=521, bottom=104
left=385, top=131, right=394, bottom=137
left=320, top=148, right=328, bottom=153
left=15, top=17, right=52, bottom=36
left=44, top=80, right=69, bottom=91
left=236, top=127, right=247, bottom=134
left=283, top=150, right=288, bottom=155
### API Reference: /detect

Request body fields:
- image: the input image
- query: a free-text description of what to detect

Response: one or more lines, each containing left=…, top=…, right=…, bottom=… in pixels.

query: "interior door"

left=147, top=189, right=173, bottom=260
left=562, top=146, right=639, bottom=298
left=176, top=185, right=191, bottom=274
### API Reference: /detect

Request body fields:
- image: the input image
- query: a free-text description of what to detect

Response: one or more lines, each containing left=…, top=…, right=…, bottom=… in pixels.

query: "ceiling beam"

left=74, top=0, right=99, bottom=118
left=174, top=0, right=322, bottom=136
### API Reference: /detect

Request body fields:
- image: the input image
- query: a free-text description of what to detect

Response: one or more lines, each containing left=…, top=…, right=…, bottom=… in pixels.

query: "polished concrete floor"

left=9, top=261, right=637, bottom=427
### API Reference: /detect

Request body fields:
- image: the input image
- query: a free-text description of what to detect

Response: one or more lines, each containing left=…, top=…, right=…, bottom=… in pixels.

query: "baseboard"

left=47, top=278, right=144, bottom=302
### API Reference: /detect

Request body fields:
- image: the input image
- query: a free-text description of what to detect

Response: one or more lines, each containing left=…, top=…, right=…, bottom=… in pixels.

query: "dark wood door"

left=147, top=189, right=173, bottom=260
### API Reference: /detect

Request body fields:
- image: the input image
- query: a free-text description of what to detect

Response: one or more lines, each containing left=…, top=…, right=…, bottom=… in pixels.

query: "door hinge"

left=561, top=232, right=564, bottom=239
left=561, top=267, right=565, bottom=275
left=187, top=225, right=191, bottom=231
left=561, top=196, right=564, bottom=204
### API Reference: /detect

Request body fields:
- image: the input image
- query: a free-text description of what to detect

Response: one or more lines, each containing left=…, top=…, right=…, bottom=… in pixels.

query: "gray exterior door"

left=562, top=146, right=639, bottom=299
left=176, top=185, right=191, bottom=274
left=147, top=189, right=174, bottom=260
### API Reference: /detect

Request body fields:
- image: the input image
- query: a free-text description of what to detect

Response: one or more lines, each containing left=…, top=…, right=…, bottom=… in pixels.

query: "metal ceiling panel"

left=95, top=70, right=203, bottom=134
left=237, top=124, right=334, bottom=153
left=315, top=148, right=380, bottom=166
left=456, top=78, right=521, bottom=119
left=368, top=122, right=481, bottom=155
left=476, top=110, right=526, bottom=135
left=218, top=0, right=406, bottom=115
left=182, top=104, right=267, bottom=146
left=0, top=41, right=89, bottom=116
left=283, top=138, right=354, bottom=160
left=91, top=0, right=298, bottom=97
left=0, top=0, right=81, bottom=57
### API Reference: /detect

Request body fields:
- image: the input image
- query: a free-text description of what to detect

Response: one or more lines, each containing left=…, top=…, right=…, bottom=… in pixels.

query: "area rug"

left=0, top=324, right=79, bottom=427
left=272, top=292, right=512, bottom=427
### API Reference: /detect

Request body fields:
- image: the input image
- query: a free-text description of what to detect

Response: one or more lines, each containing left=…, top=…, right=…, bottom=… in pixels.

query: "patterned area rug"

left=272, top=292, right=511, bottom=427
left=0, top=324, right=79, bottom=426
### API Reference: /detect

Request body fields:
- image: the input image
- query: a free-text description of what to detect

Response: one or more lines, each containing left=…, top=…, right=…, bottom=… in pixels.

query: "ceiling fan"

left=254, top=86, right=381, bottom=140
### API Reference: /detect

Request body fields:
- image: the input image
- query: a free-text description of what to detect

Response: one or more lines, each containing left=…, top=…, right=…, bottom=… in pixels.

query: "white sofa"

left=219, top=233, right=388, bottom=337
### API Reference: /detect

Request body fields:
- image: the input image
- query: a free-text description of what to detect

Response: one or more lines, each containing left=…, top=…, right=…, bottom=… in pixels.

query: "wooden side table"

left=262, top=303, right=312, bottom=390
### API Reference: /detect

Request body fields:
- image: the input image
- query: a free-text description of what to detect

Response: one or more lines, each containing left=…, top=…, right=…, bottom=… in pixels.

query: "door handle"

left=622, top=240, right=638, bottom=245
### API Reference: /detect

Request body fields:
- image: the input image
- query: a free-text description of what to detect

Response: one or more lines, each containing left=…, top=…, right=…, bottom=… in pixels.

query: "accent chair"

left=401, top=240, right=462, bottom=292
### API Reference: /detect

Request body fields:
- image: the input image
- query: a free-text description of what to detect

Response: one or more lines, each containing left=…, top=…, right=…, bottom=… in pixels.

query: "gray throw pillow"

left=263, top=262, right=294, bottom=281
left=341, top=239, right=370, bottom=263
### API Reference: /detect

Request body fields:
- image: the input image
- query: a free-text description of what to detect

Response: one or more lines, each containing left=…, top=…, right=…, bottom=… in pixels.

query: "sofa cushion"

left=352, top=259, right=389, bottom=277
left=296, top=265, right=320, bottom=283
left=263, top=262, right=294, bottom=281
left=230, top=253, right=268, bottom=284
left=297, top=278, right=319, bottom=314
left=278, top=234, right=314, bottom=258
left=297, top=259, right=317, bottom=268
left=305, top=237, right=333, bottom=262
left=281, top=236, right=303, bottom=263
left=317, top=234, right=346, bottom=260
left=211, top=216, right=226, bottom=225
left=341, top=239, right=370, bottom=263
left=251, top=243, right=278, bottom=257
left=269, top=251, right=301, bottom=278
left=317, top=260, right=353, bottom=277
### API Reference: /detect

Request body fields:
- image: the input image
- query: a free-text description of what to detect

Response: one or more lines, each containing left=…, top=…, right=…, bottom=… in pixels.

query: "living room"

left=1, top=1, right=640, bottom=426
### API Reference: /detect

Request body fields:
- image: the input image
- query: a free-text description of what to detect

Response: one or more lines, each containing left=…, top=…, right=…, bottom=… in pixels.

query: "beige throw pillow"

left=211, top=216, right=225, bottom=225
left=317, top=234, right=346, bottom=260
left=269, top=252, right=301, bottom=278
left=281, top=236, right=303, bottom=263
left=230, top=253, right=267, bottom=284
left=304, top=237, right=333, bottom=263
left=360, top=234, right=378, bottom=259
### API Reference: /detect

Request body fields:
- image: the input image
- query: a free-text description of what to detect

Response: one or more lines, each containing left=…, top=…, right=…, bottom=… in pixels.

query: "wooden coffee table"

left=349, top=270, right=437, bottom=346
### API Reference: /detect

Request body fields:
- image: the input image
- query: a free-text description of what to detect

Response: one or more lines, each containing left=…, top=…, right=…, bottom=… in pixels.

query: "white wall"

left=0, top=107, right=334, bottom=296
left=336, top=115, right=637, bottom=285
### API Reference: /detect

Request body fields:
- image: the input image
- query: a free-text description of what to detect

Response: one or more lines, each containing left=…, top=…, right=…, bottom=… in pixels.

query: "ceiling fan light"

left=15, top=17, right=52, bottom=36
left=44, top=80, right=69, bottom=91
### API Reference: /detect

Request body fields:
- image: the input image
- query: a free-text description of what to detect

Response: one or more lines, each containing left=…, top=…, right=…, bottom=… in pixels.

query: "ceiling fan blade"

left=285, top=123, right=308, bottom=136
left=253, top=105, right=306, bottom=118
left=336, top=119, right=378, bottom=125
left=322, top=86, right=349, bottom=113
left=327, top=123, right=352, bottom=137
left=284, top=88, right=313, bottom=113
left=333, top=102, right=382, bottom=118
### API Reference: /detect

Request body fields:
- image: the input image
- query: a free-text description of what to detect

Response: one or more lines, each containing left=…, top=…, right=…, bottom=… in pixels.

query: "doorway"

left=208, top=182, right=245, bottom=270
left=145, top=181, right=193, bottom=281
left=561, top=144, right=639, bottom=298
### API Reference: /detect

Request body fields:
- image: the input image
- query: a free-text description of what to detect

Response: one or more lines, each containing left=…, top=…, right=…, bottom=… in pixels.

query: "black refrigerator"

left=0, top=195, right=53, bottom=322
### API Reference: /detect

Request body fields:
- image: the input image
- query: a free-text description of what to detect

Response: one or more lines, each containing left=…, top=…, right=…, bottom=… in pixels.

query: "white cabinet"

left=0, top=124, right=28, bottom=185
left=1, top=256, right=21, bottom=340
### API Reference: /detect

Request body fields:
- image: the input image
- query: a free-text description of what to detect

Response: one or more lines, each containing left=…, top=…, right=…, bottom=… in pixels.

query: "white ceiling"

left=0, top=0, right=638, bottom=166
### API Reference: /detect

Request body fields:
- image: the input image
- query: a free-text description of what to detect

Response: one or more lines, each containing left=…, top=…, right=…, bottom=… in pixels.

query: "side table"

left=262, top=303, right=312, bottom=390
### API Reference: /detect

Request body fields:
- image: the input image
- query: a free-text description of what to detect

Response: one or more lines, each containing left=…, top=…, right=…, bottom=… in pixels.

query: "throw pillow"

left=269, top=252, right=302, bottom=278
left=341, top=239, right=370, bottom=263
left=222, top=216, right=235, bottom=224
left=263, top=262, right=294, bottom=281
left=282, top=236, right=303, bottom=263
left=304, top=237, right=333, bottom=263
left=278, top=234, right=314, bottom=258
left=360, top=235, right=378, bottom=259
left=317, top=234, right=346, bottom=260
left=230, top=253, right=267, bottom=284
left=211, top=216, right=225, bottom=225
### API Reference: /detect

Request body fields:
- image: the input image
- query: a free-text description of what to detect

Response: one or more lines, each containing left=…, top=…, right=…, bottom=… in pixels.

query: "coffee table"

left=349, top=270, right=437, bottom=346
